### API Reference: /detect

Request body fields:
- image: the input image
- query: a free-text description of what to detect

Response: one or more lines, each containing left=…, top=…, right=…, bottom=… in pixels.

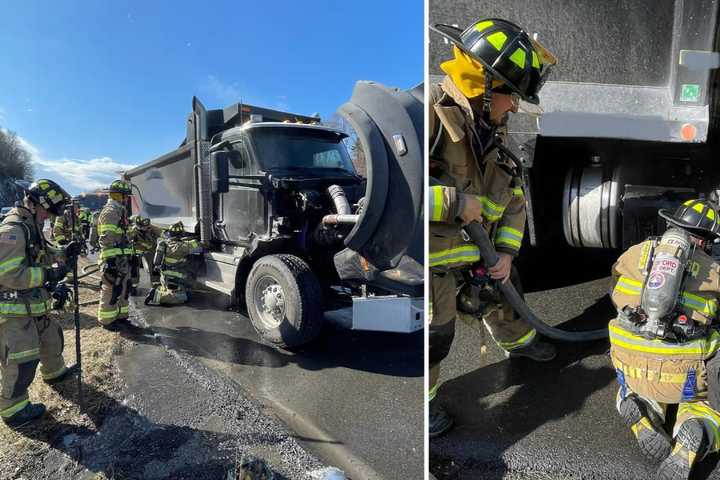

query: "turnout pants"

left=0, top=316, right=67, bottom=418
left=429, top=266, right=535, bottom=398
left=98, top=259, right=131, bottom=326
left=148, top=274, right=188, bottom=306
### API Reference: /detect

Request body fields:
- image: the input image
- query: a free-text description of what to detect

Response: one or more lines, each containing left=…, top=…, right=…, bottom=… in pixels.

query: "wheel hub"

left=256, top=278, right=286, bottom=328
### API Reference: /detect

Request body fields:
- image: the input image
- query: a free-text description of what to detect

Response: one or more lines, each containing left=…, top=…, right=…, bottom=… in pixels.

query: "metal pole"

left=69, top=203, right=83, bottom=411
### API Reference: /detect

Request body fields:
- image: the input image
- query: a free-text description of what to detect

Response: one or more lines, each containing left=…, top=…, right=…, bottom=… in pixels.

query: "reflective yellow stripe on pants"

left=7, top=348, right=40, bottom=361
left=429, top=382, right=439, bottom=401
left=496, top=328, right=536, bottom=351
left=0, top=399, right=29, bottom=418
left=42, top=366, right=67, bottom=380
left=98, top=306, right=119, bottom=321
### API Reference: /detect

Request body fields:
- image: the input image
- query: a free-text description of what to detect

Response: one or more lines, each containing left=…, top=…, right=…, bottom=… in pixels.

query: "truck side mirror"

left=211, top=151, right=229, bottom=194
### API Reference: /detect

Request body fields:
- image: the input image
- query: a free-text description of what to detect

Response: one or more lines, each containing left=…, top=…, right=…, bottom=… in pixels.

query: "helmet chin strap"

left=482, top=72, right=493, bottom=124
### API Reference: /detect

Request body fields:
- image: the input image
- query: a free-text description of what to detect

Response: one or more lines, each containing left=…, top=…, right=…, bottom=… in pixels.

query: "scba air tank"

left=641, top=227, right=692, bottom=338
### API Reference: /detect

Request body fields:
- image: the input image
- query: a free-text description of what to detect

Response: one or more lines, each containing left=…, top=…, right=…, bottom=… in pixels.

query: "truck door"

left=334, top=81, right=424, bottom=295
left=220, top=138, right=270, bottom=244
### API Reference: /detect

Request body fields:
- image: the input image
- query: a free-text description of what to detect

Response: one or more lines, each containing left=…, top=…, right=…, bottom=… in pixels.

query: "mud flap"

left=335, top=81, right=424, bottom=295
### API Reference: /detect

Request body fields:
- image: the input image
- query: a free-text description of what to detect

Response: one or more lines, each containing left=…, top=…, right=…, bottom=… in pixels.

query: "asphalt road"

left=430, top=247, right=720, bottom=480
left=128, top=274, right=423, bottom=480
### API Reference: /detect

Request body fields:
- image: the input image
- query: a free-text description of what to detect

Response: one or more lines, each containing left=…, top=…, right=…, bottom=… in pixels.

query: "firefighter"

left=78, top=207, right=92, bottom=240
left=128, top=214, right=162, bottom=292
left=88, top=210, right=100, bottom=253
left=427, top=18, right=558, bottom=437
left=610, top=199, right=720, bottom=480
left=0, top=179, right=80, bottom=427
left=52, top=201, right=82, bottom=246
left=144, top=222, right=202, bottom=306
left=97, top=180, right=133, bottom=330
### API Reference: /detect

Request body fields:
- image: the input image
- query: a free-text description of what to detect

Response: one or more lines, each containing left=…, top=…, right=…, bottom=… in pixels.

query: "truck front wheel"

left=245, top=254, right=323, bottom=348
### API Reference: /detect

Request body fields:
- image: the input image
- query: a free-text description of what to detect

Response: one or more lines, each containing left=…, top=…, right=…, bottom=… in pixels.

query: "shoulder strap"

left=429, top=84, right=446, bottom=159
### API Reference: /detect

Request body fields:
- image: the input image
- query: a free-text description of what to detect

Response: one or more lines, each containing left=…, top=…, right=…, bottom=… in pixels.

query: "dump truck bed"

left=430, top=0, right=719, bottom=142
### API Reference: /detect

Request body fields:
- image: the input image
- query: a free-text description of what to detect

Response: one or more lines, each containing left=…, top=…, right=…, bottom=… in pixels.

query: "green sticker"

left=680, top=84, right=701, bottom=102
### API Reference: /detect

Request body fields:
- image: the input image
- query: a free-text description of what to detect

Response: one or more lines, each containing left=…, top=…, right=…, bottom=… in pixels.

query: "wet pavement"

left=430, top=247, right=720, bottom=480
left=128, top=275, right=423, bottom=480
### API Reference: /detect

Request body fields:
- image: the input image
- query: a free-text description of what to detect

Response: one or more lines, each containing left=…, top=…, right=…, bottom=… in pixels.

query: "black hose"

left=78, top=263, right=101, bottom=279
left=464, top=222, right=608, bottom=341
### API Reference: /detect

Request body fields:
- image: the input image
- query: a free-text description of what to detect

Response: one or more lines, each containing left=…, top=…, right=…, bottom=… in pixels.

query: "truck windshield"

left=249, top=127, right=356, bottom=174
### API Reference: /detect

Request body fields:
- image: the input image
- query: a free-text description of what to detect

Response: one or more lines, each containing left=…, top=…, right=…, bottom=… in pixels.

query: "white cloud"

left=201, top=76, right=294, bottom=113
left=202, top=75, right=244, bottom=105
left=34, top=156, right=136, bottom=191
left=11, top=133, right=136, bottom=192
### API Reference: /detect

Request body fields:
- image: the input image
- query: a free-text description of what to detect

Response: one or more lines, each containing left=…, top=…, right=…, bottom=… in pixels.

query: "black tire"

left=245, top=254, right=323, bottom=348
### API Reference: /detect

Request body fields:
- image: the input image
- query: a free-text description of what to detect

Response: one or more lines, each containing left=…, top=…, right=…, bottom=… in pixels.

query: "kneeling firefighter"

left=0, top=180, right=80, bottom=427
left=610, top=199, right=720, bottom=480
left=128, top=215, right=161, bottom=294
left=97, top=180, right=133, bottom=330
left=427, top=18, right=558, bottom=437
left=145, top=222, right=202, bottom=306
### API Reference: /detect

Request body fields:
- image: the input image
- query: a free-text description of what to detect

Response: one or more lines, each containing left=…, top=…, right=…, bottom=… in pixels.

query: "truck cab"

left=126, top=81, right=424, bottom=347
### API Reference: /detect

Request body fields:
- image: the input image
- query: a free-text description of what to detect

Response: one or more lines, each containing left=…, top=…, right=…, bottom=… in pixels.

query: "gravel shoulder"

left=0, top=260, right=333, bottom=480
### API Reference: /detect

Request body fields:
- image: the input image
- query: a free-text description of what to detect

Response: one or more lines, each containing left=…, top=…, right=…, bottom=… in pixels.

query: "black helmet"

left=659, top=199, right=720, bottom=239
left=131, top=215, right=150, bottom=227
left=431, top=18, right=555, bottom=104
left=18, top=179, right=71, bottom=216
left=106, top=179, right=132, bottom=195
left=166, top=221, right=184, bottom=236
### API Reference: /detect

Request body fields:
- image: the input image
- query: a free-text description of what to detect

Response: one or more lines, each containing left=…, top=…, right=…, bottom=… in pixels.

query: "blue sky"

left=0, top=1, right=423, bottom=195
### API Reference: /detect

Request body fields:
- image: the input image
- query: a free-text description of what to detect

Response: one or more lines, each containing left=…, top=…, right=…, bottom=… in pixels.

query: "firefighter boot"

left=144, top=287, right=157, bottom=306
left=2, top=402, right=46, bottom=428
left=43, top=364, right=79, bottom=385
left=507, top=337, right=557, bottom=362
left=657, top=418, right=712, bottom=480
left=618, top=394, right=672, bottom=462
left=429, top=397, right=454, bottom=438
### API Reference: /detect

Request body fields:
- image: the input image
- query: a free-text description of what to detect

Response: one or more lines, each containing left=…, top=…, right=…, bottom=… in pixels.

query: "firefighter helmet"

left=168, top=221, right=184, bottom=235
left=431, top=18, right=556, bottom=104
left=659, top=199, right=720, bottom=239
left=18, top=179, right=71, bottom=216
left=107, top=179, right=132, bottom=195
left=132, top=215, right=150, bottom=227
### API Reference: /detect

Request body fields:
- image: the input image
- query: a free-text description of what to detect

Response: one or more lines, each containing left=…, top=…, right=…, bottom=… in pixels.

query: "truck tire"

left=245, top=254, right=323, bottom=348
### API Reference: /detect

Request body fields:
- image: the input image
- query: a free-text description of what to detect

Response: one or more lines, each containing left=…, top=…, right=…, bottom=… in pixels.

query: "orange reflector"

left=681, top=123, right=697, bottom=141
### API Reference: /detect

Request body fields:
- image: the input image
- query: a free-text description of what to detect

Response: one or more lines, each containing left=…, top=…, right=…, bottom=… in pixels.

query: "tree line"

left=0, top=128, right=34, bottom=181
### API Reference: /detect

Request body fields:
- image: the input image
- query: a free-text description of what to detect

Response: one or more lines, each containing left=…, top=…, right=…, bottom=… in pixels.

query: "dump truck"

left=430, top=0, right=720, bottom=252
left=124, top=81, right=424, bottom=347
